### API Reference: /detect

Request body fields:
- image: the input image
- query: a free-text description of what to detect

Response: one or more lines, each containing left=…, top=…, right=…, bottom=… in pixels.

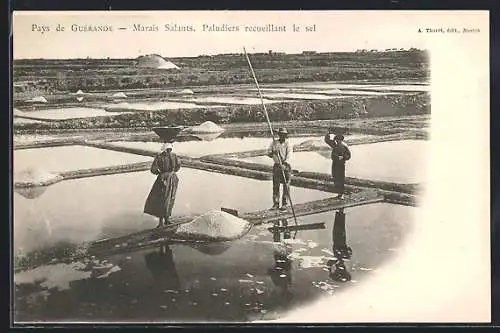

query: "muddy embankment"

left=13, top=92, right=430, bottom=133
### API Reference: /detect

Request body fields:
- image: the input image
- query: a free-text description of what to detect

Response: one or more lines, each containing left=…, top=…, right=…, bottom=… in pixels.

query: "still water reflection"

left=14, top=203, right=415, bottom=322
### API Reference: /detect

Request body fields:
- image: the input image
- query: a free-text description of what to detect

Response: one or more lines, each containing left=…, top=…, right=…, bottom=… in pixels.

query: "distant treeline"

left=14, top=92, right=430, bottom=132
left=13, top=50, right=429, bottom=94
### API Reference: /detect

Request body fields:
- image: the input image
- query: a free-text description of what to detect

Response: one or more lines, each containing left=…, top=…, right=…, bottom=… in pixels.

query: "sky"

left=8, top=10, right=460, bottom=59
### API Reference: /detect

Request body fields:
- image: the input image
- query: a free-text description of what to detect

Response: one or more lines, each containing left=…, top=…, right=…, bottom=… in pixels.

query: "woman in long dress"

left=144, top=143, right=181, bottom=228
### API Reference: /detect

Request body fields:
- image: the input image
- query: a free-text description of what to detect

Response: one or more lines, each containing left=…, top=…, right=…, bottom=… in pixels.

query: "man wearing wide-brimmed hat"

left=267, top=127, right=293, bottom=210
left=144, top=142, right=181, bottom=228
left=325, top=128, right=351, bottom=199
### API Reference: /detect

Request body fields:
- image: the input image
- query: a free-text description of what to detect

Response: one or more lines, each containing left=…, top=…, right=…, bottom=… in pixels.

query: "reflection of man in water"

left=144, top=243, right=180, bottom=290
left=328, top=209, right=352, bottom=282
left=144, top=143, right=181, bottom=228
left=268, top=219, right=293, bottom=308
left=324, top=129, right=351, bottom=200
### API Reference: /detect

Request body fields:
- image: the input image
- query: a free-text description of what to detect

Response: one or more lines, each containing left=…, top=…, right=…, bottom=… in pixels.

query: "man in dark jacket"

left=324, top=130, right=351, bottom=199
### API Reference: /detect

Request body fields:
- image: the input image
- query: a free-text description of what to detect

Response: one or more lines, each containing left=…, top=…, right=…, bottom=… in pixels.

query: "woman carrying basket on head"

left=144, top=142, right=181, bottom=228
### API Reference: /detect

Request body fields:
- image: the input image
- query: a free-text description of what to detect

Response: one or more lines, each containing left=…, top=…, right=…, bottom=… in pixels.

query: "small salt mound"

left=190, top=121, right=225, bottom=134
left=14, top=168, right=62, bottom=186
left=179, top=89, right=194, bottom=95
left=75, top=90, right=85, bottom=95
left=112, top=92, right=127, bottom=98
left=296, top=139, right=327, bottom=150
left=175, top=210, right=252, bottom=241
left=15, top=186, right=48, bottom=199
left=76, top=96, right=84, bottom=102
left=29, top=96, right=48, bottom=103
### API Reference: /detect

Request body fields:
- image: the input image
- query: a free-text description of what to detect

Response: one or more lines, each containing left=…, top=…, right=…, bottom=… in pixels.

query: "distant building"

left=302, top=51, right=317, bottom=55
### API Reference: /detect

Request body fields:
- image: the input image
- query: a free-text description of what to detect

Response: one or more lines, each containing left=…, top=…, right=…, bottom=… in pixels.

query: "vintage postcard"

left=11, top=10, right=490, bottom=324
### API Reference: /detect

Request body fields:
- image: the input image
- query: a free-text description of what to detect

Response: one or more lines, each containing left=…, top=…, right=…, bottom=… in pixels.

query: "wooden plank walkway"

left=88, top=188, right=383, bottom=254
left=14, top=189, right=384, bottom=272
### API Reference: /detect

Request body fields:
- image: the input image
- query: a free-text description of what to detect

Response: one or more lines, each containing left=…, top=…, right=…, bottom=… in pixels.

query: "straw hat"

left=277, top=127, right=288, bottom=136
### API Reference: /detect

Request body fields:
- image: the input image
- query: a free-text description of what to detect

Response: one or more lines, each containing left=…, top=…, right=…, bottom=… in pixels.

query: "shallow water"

left=357, top=85, right=430, bottom=92
left=262, top=93, right=346, bottom=100
left=107, top=136, right=319, bottom=158
left=13, top=145, right=151, bottom=176
left=13, top=117, right=44, bottom=124
left=234, top=140, right=427, bottom=184
left=14, top=108, right=118, bottom=120
left=14, top=169, right=332, bottom=253
left=13, top=203, right=415, bottom=322
left=106, top=101, right=212, bottom=112
left=187, top=96, right=282, bottom=105
left=106, top=134, right=372, bottom=158
left=269, top=82, right=429, bottom=92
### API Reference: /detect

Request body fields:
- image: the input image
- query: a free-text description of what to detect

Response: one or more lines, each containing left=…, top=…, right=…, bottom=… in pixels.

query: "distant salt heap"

left=76, top=96, right=84, bottom=102
left=14, top=168, right=62, bottom=187
left=111, top=92, right=127, bottom=98
left=190, top=121, right=224, bottom=134
left=75, top=89, right=85, bottom=95
left=136, top=54, right=180, bottom=70
left=28, top=96, right=48, bottom=103
left=15, top=186, right=48, bottom=199
left=295, top=139, right=328, bottom=150
left=179, top=89, right=194, bottom=95
left=175, top=210, right=252, bottom=241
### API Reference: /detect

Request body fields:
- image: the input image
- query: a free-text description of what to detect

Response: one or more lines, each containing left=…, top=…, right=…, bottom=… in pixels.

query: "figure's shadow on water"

left=327, top=209, right=352, bottom=282
left=266, top=209, right=354, bottom=314
left=144, top=243, right=180, bottom=290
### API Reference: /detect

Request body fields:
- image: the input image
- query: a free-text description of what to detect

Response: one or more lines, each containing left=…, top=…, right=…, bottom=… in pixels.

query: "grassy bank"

left=13, top=92, right=430, bottom=131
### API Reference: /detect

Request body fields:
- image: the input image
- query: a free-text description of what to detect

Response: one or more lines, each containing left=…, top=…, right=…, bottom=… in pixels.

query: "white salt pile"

left=112, top=92, right=127, bottom=98
left=175, top=210, right=252, bottom=241
left=14, top=168, right=62, bottom=187
left=296, top=139, right=328, bottom=150
left=75, top=89, right=85, bottom=95
left=76, top=96, right=84, bottom=102
left=29, top=96, right=48, bottom=103
left=179, top=89, right=194, bottom=95
left=15, top=186, right=48, bottom=199
left=190, top=121, right=225, bottom=134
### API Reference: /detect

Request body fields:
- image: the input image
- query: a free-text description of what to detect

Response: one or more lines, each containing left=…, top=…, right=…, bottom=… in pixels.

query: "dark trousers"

left=273, top=163, right=291, bottom=206
left=332, top=162, right=346, bottom=194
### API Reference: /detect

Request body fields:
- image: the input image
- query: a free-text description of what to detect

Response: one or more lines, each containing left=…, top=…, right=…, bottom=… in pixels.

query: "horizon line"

left=13, top=48, right=427, bottom=61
